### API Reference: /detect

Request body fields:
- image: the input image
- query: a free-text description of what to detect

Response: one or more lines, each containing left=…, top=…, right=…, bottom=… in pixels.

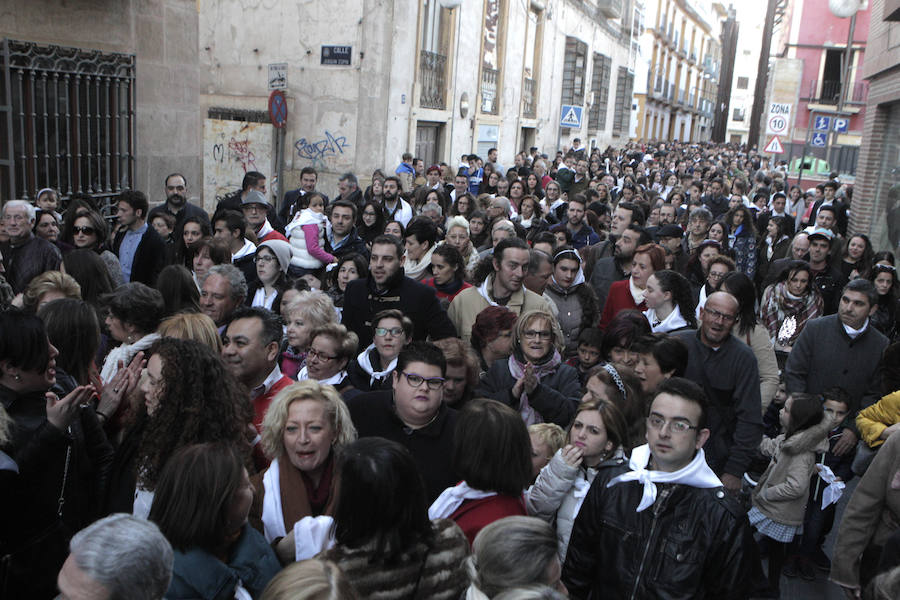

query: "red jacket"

left=598, top=279, right=646, bottom=331
left=449, top=494, right=527, bottom=545
left=253, top=374, right=294, bottom=433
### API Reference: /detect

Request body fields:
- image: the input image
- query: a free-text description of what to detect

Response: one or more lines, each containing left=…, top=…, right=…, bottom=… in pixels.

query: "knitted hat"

left=258, top=239, right=292, bottom=274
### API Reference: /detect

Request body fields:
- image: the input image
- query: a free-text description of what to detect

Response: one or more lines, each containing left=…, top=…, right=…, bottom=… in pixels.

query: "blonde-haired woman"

left=251, top=380, right=357, bottom=555
left=475, top=309, right=582, bottom=427
left=17, top=270, right=81, bottom=313
left=261, top=559, right=358, bottom=600
left=157, top=312, right=222, bottom=353
left=281, top=290, right=339, bottom=379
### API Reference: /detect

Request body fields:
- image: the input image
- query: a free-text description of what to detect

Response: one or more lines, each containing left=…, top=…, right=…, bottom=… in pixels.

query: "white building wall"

left=726, top=4, right=766, bottom=144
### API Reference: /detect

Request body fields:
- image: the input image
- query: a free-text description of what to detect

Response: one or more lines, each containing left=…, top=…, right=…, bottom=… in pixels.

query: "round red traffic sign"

left=268, top=90, right=287, bottom=128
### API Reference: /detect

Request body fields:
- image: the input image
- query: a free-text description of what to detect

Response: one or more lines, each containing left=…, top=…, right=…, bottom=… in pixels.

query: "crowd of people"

left=2, top=139, right=900, bottom=599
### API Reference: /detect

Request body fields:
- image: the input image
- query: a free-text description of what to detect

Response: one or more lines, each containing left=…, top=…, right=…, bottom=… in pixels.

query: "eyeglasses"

left=307, top=348, right=337, bottom=361
left=375, top=326, right=404, bottom=337
left=523, top=330, right=553, bottom=340
left=703, top=307, right=736, bottom=323
left=73, top=226, right=96, bottom=235
left=647, top=414, right=699, bottom=434
left=254, top=255, right=277, bottom=264
left=707, top=271, right=728, bottom=280
left=401, top=371, right=444, bottom=390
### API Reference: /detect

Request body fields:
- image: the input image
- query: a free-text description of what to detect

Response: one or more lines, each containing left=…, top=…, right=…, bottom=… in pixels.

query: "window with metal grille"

left=733, top=107, right=745, bottom=121
left=612, top=67, right=634, bottom=136
left=1, top=39, right=136, bottom=204
left=736, top=76, right=749, bottom=90
left=561, top=37, right=587, bottom=106
left=588, top=53, right=612, bottom=131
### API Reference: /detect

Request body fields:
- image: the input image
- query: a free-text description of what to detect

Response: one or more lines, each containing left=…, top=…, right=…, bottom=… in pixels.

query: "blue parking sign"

left=833, top=118, right=849, bottom=133
left=811, top=132, right=827, bottom=147
left=814, top=116, right=831, bottom=131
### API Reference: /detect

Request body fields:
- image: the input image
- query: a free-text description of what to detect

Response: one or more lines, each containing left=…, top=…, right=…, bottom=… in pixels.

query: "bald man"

left=674, top=292, right=763, bottom=492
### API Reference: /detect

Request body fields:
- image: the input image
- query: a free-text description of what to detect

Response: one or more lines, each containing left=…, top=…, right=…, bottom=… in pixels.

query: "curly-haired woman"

left=109, top=337, right=253, bottom=516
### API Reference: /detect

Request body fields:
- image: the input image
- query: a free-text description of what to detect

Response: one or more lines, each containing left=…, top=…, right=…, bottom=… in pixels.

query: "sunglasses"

left=73, top=226, right=96, bottom=235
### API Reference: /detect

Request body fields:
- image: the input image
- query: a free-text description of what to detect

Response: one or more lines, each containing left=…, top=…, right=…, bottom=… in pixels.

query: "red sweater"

left=450, top=494, right=527, bottom=545
left=598, top=279, right=646, bottom=331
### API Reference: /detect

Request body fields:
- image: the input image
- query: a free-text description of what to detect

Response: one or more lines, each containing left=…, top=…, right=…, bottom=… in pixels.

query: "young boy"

left=527, top=422, right=565, bottom=482
left=566, top=328, right=603, bottom=385
left=785, top=387, right=855, bottom=580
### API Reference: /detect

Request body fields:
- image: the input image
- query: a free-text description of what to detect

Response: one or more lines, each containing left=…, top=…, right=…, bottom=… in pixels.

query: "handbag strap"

left=57, top=429, right=72, bottom=518
left=407, top=544, right=431, bottom=600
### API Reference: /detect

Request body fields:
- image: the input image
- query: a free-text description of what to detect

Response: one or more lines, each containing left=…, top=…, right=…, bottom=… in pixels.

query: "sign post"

left=268, top=90, right=288, bottom=212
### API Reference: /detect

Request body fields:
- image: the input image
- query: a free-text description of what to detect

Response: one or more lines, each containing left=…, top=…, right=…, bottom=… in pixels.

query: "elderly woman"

left=61, top=208, right=124, bottom=287
left=599, top=243, right=665, bottom=330
left=33, top=209, right=61, bottom=244
left=444, top=215, right=480, bottom=276
left=99, top=282, right=165, bottom=384
left=470, top=306, right=518, bottom=375
left=347, top=309, right=412, bottom=392
left=526, top=397, right=629, bottom=561
left=281, top=290, right=339, bottom=379
left=544, top=247, right=599, bottom=357
left=150, top=443, right=282, bottom=598
left=476, top=309, right=581, bottom=427
left=465, top=516, right=567, bottom=598
left=18, top=270, right=81, bottom=313
left=296, top=323, right=359, bottom=393
left=759, top=260, right=823, bottom=357
left=432, top=337, right=479, bottom=409
left=252, top=381, right=357, bottom=548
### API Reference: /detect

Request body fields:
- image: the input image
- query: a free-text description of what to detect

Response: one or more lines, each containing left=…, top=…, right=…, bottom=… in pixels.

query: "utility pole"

left=748, top=0, right=779, bottom=149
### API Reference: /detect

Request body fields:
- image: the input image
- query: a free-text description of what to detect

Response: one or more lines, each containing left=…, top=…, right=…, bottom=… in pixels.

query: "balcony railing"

left=597, top=0, right=622, bottom=19
left=523, top=77, right=536, bottom=118
left=803, top=79, right=868, bottom=105
left=419, top=50, right=447, bottom=110
left=481, top=68, right=500, bottom=114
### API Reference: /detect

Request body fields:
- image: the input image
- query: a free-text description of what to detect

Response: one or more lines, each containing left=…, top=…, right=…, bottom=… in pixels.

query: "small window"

left=732, top=108, right=745, bottom=121
left=736, top=76, right=749, bottom=90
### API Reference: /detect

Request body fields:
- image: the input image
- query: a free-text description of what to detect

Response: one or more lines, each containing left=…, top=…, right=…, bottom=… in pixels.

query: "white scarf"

left=403, top=244, right=436, bottom=280
left=100, top=333, right=160, bottom=384
left=257, top=218, right=276, bottom=239
left=355, top=344, right=398, bottom=387
left=476, top=276, right=499, bottom=307
left=644, top=306, right=688, bottom=333
left=297, top=366, right=347, bottom=387
left=628, top=277, right=646, bottom=305
left=843, top=319, right=869, bottom=339
left=261, top=458, right=286, bottom=542
left=428, top=481, right=497, bottom=520
left=606, top=444, right=722, bottom=512
left=232, top=237, right=256, bottom=260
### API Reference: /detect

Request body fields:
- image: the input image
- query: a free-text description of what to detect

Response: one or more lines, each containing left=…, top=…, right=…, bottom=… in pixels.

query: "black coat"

left=475, top=358, right=582, bottom=427
left=563, top=465, right=761, bottom=599
left=324, top=227, right=370, bottom=261
left=112, top=225, right=167, bottom=286
left=341, top=270, right=456, bottom=350
left=346, top=390, right=458, bottom=502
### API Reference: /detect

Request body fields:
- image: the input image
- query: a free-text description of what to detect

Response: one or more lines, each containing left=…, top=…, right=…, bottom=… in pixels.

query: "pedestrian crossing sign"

left=560, top=105, right=583, bottom=128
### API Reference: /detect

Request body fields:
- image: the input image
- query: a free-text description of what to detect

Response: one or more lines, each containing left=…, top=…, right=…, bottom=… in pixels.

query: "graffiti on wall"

left=294, top=130, right=351, bottom=168
left=203, top=119, right=274, bottom=206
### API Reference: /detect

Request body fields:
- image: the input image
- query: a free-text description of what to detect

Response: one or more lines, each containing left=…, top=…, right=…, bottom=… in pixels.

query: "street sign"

left=321, top=46, right=352, bottom=66
left=268, top=90, right=288, bottom=128
left=833, top=117, right=849, bottom=133
left=560, top=105, right=583, bottom=128
left=814, top=116, right=831, bottom=131
left=763, top=136, right=784, bottom=154
left=811, top=132, right=827, bottom=147
left=268, top=63, right=287, bottom=90
left=766, top=102, right=792, bottom=135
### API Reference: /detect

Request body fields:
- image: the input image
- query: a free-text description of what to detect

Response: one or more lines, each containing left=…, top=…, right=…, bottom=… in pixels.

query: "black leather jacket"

left=562, top=463, right=761, bottom=599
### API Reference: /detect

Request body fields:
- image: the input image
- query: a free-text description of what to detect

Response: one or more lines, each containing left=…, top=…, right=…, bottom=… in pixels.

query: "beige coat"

left=737, top=324, right=780, bottom=413
left=447, top=275, right=551, bottom=344
left=752, top=420, right=830, bottom=526
left=830, top=432, right=900, bottom=589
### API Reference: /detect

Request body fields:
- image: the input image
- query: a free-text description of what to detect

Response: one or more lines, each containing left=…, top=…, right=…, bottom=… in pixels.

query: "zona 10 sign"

left=766, top=102, right=791, bottom=135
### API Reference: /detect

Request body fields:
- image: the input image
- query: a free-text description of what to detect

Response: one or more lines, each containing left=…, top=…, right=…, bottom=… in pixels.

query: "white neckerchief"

left=628, top=277, right=646, bottom=305
left=606, top=444, right=722, bottom=512
left=477, top=276, right=500, bottom=307
left=817, top=464, right=845, bottom=509
left=551, top=266, right=586, bottom=291
left=356, top=344, right=398, bottom=386
left=232, top=237, right=256, bottom=260
left=257, top=218, right=275, bottom=239
left=261, top=458, right=286, bottom=542
left=297, top=366, right=347, bottom=387
left=844, top=319, right=869, bottom=339
left=101, top=333, right=161, bottom=383
left=428, top=481, right=497, bottom=520
left=252, top=286, right=278, bottom=310
left=696, top=285, right=709, bottom=319
left=644, top=305, right=688, bottom=333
